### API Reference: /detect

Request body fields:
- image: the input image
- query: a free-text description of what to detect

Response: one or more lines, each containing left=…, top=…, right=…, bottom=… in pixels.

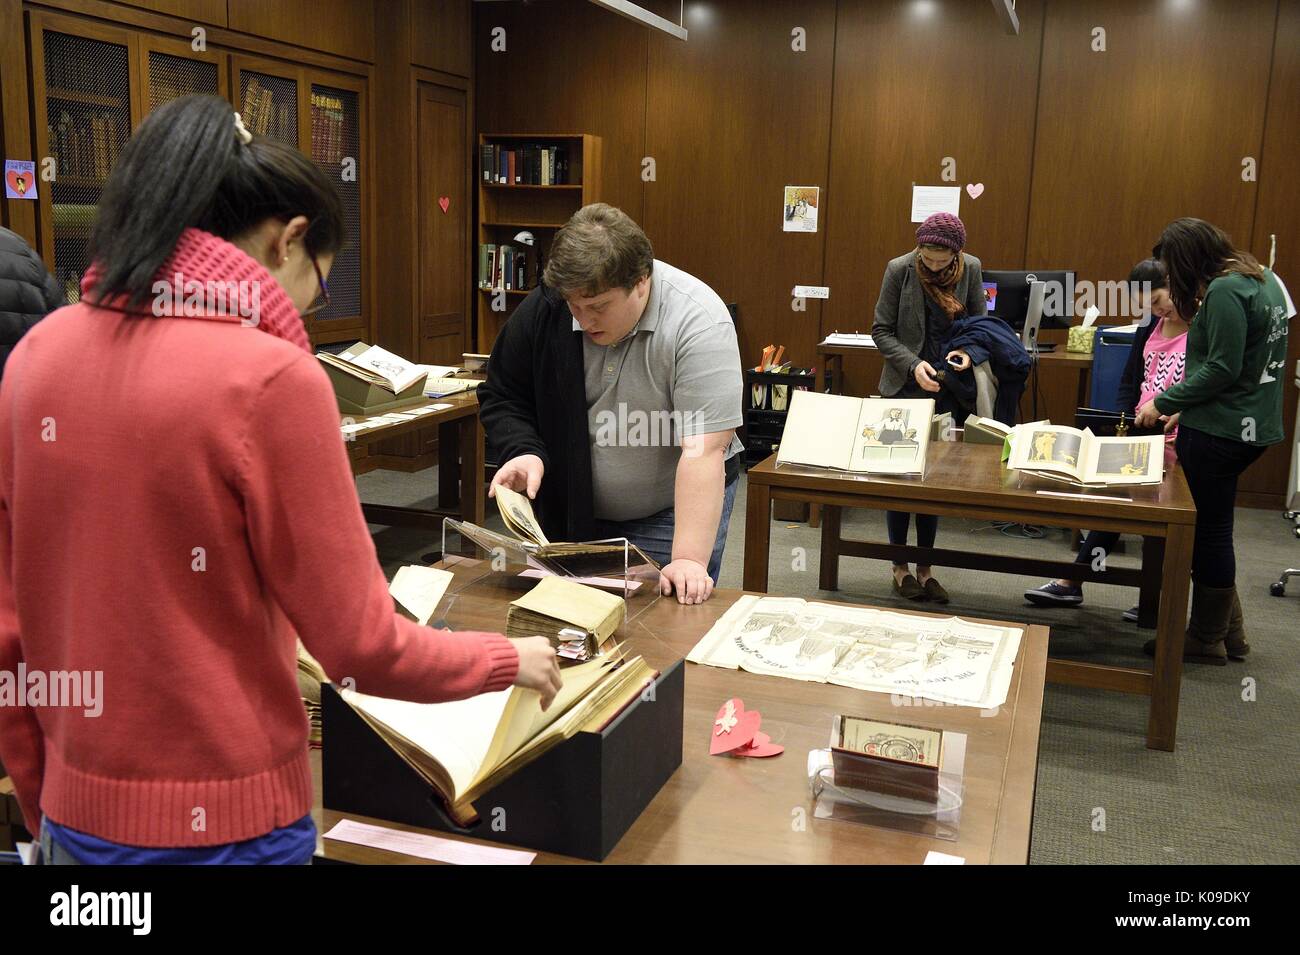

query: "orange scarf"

left=915, top=249, right=966, bottom=321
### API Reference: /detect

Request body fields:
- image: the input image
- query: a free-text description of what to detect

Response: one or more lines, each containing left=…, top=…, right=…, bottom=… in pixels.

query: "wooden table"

left=342, top=393, right=484, bottom=529
left=743, top=443, right=1196, bottom=751
left=313, top=559, right=1048, bottom=865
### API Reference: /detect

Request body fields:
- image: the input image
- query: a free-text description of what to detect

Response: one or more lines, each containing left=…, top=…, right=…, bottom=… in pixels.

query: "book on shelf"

left=506, top=575, right=625, bottom=661
left=316, top=342, right=427, bottom=395
left=479, top=243, right=533, bottom=292
left=776, top=390, right=936, bottom=477
left=480, top=142, right=571, bottom=185
left=340, top=646, right=656, bottom=825
left=1007, top=425, right=1165, bottom=486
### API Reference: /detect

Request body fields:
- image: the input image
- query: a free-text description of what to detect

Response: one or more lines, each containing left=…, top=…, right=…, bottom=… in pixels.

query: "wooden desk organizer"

left=321, top=660, right=684, bottom=861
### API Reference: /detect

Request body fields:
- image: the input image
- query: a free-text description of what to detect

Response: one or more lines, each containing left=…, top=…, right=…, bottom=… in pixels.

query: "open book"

left=490, top=485, right=659, bottom=579
left=317, top=342, right=427, bottom=394
left=340, top=650, right=657, bottom=824
left=776, top=391, right=935, bottom=477
left=1008, top=425, right=1165, bottom=486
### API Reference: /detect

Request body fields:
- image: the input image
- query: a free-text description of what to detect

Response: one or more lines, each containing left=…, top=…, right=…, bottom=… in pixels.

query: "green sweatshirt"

left=1153, top=269, right=1289, bottom=446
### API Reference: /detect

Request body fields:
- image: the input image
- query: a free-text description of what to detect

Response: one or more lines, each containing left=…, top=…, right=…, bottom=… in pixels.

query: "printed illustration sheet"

left=686, top=596, right=1022, bottom=709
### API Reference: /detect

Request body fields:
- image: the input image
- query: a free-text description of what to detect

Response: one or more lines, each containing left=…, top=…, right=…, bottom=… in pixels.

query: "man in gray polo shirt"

left=480, top=203, right=743, bottom=604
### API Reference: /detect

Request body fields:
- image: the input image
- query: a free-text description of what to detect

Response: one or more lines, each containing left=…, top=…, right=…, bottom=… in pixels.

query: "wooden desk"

left=743, top=444, right=1196, bottom=751
left=313, top=561, right=1048, bottom=865
left=343, top=394, right=484, bottom=529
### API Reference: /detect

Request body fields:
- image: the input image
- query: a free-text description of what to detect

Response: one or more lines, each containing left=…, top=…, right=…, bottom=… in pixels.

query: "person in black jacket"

left=0, top=227, right=64, bottom=381
left=1024, top=259, right=1187, bottom=618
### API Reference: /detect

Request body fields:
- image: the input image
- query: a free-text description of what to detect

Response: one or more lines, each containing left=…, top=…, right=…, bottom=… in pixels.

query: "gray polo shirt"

left=580, top=260, right=743, bottom=521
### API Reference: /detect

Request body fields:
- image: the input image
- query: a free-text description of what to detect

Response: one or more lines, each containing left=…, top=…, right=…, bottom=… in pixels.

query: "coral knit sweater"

left=0, top=229, right=518, bottom=846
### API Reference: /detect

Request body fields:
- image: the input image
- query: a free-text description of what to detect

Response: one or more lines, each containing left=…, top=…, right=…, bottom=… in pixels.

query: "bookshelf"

left=475, top=133, right=602, bottom=351
left=29, top=13, right=141, bottom=305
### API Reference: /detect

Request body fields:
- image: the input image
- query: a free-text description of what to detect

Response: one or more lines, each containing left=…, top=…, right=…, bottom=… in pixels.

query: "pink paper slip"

left=323, top=819, right=535, bottom=865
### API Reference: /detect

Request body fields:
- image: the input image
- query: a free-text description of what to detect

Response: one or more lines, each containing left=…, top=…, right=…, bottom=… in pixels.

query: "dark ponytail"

left=1152, top=218, right=1263, bottom=320
left=87, top=93, right=344, bottom=310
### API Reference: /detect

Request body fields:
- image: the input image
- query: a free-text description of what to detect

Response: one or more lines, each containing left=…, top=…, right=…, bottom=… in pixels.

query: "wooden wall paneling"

left=822, top=0, right=1045, bottom=398
left=1026, top=0, right=1276, bottom=292
left=109, top=0, right=226, bottom=26
left=226, top=0, right=376, bottom=64
left=27, top=0, right=375, bottom=75
left=412, top=0, right=471, bottom=77
left=474, top=0, right=653, bottom=222
left=416, top=80, right=469, bottom=366
left=0, top=0, right=37, bottom=241
left=1242, top=0, right=1300, bottom=507
left=643, top=0, right=837, bottom=371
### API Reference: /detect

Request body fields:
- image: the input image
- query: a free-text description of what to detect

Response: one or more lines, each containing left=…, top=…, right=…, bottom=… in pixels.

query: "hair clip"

left=233, top=112, right=253, bottom=145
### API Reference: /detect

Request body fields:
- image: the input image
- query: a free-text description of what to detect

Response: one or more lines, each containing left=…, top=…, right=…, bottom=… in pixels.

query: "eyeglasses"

left=300, top=253, right=331, bottom=316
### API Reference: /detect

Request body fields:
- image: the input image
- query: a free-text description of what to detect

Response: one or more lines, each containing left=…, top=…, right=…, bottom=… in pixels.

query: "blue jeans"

left=592, top=470, right=739, bottom=584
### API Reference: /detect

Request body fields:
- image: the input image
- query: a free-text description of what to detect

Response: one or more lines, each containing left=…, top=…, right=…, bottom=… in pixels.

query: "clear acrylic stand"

left=806, top=718, right=967, bottom=842
left=440, top=518, right=660, bottom=602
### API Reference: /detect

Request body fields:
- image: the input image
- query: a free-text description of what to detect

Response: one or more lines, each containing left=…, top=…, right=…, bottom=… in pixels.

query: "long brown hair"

left=1153, top=218, right=1263, bottom=319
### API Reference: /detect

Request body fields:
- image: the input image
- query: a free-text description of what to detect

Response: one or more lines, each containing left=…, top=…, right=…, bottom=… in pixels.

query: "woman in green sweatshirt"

left=1134, top=218, right=1289, bottom=664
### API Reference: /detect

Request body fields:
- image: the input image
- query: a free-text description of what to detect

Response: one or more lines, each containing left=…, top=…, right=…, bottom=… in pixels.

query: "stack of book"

left=316, top=342, right=427, bottom=395
left=480, top=143, right=569, bottom=185
left=241, top=76, right=294, bottom=141
left=478, top=243, right=532, bottom=292
left=310, top=91, right=348, bottom=165
left=506, top=576, right=625, bottom=662
left=48, top=110, right=123, bottom=181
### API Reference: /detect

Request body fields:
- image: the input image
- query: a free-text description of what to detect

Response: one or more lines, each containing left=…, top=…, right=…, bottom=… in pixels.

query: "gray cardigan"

left=871, top=251, right=986, bottom=396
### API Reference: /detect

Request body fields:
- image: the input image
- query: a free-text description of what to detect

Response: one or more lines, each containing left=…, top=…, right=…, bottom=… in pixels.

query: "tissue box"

left=1067, top=325, right=1097, bottom=354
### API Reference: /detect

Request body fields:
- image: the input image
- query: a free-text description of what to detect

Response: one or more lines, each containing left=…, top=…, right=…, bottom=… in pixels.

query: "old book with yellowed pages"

left=776, top=390, right=935, bottom=477
left=340, top=650, right=655, bottom=825
left=1007, top=425, right=1165, bottom=486
left=506, top=575, right=625, bottom=659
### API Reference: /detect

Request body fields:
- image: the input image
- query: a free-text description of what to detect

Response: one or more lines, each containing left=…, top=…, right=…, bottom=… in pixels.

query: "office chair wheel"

left=1294, top=526, right=1300, bottom=540
left=1284, top=510, right=1297, bottom=520
left=1271, top=581, right=1286, bottom=597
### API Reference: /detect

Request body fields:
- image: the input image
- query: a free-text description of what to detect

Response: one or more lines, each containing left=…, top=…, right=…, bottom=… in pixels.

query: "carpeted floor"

left=358, top=466, right=1300, bottom=864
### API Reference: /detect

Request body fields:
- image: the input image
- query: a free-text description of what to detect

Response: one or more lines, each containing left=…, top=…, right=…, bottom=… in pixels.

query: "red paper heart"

left=710, top=697, right=760, bottom=755
left=5, top=169, right=32, bottom=197
left=438, top=196, right=450, bottom=213
left=734, top=731, right=784, bottom=758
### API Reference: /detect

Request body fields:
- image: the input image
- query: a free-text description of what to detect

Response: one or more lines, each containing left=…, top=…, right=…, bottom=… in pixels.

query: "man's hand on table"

left=659, top=557, right=714, bottom=605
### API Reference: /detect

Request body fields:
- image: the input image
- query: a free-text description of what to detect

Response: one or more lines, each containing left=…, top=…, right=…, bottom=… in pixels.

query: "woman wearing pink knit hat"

left=870, top=212, right=988, bottom=603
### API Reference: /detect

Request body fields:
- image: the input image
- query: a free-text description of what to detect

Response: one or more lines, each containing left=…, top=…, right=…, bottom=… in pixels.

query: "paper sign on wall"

left=783, top=185, right=820, bottom=233
left=4, top=160, right=38, bottom=200
left=793, top=285, right=829, bottom=299
left=910, top=185, right=960, bottom=223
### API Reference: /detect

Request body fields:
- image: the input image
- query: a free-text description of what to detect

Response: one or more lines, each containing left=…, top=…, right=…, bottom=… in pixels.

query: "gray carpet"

left=358, top=467, right=1300, bottom=864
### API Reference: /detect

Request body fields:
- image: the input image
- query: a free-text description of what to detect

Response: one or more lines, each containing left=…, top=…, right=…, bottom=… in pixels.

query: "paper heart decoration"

left=733, top=730, right=784, bottom=759
left=438, top=196, right=450, bottom=213
left=966, top=182, right=984, bottom=199
left=5, top=170, right=31, bottom=197
left=710, top=697, right=761, bottom=755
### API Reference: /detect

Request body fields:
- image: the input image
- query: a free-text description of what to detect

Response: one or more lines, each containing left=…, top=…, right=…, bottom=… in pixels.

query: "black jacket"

left=1114, top=317, right=1157, bottom=415
left=0, top=227, right=63, bottom=380
left=944, top=314, right=1032, bottom=425
left=478, top=285, right=597, bottom=542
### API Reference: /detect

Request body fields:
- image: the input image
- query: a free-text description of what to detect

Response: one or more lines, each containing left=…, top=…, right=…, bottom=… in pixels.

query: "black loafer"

left=893, top=574, right=925, bottom=600
left=922, top=577, right=949, bottom=604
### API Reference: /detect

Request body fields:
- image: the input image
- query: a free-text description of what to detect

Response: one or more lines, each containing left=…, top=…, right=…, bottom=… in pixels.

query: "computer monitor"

left=982, top=270, right=1076, bottom=330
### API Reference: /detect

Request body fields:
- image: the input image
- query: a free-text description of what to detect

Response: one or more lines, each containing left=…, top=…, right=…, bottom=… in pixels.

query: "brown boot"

left=1224, top=587, right=1249, bottom=660
left=1143, top=583, right=1231, bottom=666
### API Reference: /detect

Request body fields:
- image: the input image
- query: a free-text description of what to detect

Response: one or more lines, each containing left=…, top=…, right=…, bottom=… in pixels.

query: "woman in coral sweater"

left=0, top=95, right=560, bottom=864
